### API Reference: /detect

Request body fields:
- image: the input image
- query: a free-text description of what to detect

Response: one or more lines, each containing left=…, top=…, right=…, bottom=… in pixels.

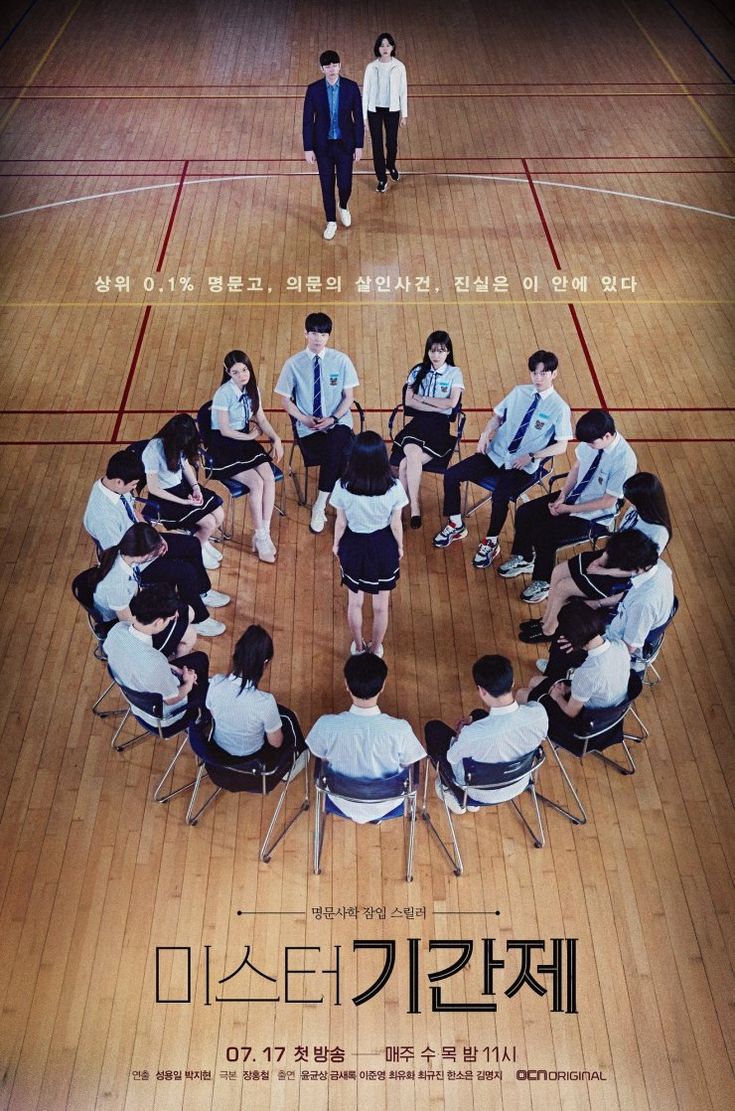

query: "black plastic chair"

left=287, top=400, right=366, bottom=507
left=184, top=719, right=309, bottom=862
left=387, top=384, right=466, bottom=476
left=639, top=596, right=679, bottom=685
left=536, top=671, right=647, bottom=826
left=422, top=746, right=545, bottom=876
left=462, top=454, right=555, bottom=520
left=313, top=758, right=420, bottom=882
left=71, top=568, right=123, bottom=719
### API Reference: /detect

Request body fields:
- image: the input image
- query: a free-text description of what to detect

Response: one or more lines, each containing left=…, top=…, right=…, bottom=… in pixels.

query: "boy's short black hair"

left=105, top=449, right=144, bottom=484
left=604, top=528, right=659, bottom=572
left=304, top=311, right=333, bottom=334
left=528, top=350, right=558, bottom=374
left=319, top=50, right=340, bottom=67
left=130, top=583, right=179, bottom=625
left=344, top=652, right=388, bottom=699
left=575, top=409, right=616, bottom=441
left=472, top=654, right=514, bottom=697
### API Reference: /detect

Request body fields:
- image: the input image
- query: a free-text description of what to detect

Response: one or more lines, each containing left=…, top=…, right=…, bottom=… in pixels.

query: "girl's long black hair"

left=341, top=430, right=394, bottom=496
left=410, top=330, right=454, bottom=393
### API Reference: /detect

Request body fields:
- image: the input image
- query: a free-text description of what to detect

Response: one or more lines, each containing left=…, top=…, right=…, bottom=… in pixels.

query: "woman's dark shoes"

left=410, top=514, right=422, bottom=529
left=376, top=180, right=388, bottom=193
left=389, top=167, right=400, bottom=181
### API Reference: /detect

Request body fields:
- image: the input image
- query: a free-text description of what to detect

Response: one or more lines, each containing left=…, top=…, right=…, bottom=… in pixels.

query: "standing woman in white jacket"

left=362, top=33, right=408, bottom=193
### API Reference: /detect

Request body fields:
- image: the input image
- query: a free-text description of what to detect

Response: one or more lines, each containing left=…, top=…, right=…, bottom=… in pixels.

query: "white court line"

left=0, top=170, right=732, bottom=222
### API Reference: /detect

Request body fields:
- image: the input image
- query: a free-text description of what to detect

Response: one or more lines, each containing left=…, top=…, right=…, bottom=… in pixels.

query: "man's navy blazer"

left=303, top=77, right=365, bottom=153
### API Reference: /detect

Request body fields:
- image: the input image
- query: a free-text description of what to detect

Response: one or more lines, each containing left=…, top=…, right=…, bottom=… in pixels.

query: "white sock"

left=449, top=514, right=463, bottom=527
left=314, top=490, right=329, bottom=511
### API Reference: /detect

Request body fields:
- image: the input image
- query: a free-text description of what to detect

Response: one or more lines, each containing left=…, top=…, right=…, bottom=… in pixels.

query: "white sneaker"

left=310, top=505, right=327, bottom=533
left=323, top=221, right=337, bottom=240
left=204, top=541, right=223, bottom=562
left=202, top=548, right=220, bottom=570
left=435, top=776, right=466, bottom=814
left=200, top=589, right=230, bottom=608
left=536, top=658, right=549, bottom=674
left=350, top=641, right=365, bottom=656
left=367, top=644, right=384, bottom=659
left=338, top=207, right=351, bottom=227
left=193, top=617, right=226, bottom=637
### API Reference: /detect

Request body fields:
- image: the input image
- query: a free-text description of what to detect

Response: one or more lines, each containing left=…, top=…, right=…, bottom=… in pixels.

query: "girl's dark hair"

left=96, top=523, right=162, bottom=585
left=156, top=413, right=201, bottom=470
left=556, top=601, right=609, bottom=648
left=221, top=349, right=259, bottom=413
left=231, top=624, right=274, bottom=693
left=373, top=32, right=397, bottom=57
left=622, top=472, right=672, bottom=539
left=411, top=330, right=454, bottom=393
left=341, top=430, right=393, bottom=496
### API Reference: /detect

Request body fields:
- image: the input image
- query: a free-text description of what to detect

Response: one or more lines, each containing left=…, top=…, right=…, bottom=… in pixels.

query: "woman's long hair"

left=622, top=472, right=673, bottom=539
left=341, top=430, right=393, bottom=496
left=155, top=413, right=201, bottom=470
left=221, top=349, right=260, bottom=414
left=410, top=330, right=454, bottom=393
left=231, top=624, right=274, bottom=693
left=95, top=523, right=162, bottom=587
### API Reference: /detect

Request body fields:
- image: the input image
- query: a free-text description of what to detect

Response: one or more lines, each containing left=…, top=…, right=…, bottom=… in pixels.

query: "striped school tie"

left=312, top=355, right=323, bottom=419
left=120, top=494, right=137, bottom=522
left=566, top=449, right=604, bottom=504
left=624, top=509, right=639, bottom=530
left=507, top=393, right=541, bottom=454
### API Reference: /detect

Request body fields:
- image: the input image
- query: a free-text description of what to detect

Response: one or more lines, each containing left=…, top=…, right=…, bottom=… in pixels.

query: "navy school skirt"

left=338, top=526, right=400, bottom=594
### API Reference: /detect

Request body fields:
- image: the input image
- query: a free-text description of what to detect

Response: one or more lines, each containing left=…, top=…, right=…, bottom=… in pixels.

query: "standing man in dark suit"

left=303, top=50, right=364, bottom=240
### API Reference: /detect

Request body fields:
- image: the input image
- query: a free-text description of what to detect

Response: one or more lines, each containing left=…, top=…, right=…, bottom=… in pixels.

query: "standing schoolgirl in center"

left=142, top=413, right=225, bottom=569
left=208, top=349, right=284, bottom=563
left=330, top=430, right=408, bottom=658
left=390, top=330, right=464, bottom=528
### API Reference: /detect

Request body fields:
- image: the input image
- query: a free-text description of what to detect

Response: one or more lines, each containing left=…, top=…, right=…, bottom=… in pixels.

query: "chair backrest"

left=572, top=670, right=642, bottom=742
left=462, top=745, right=542, bottom=789
left=317, top=762, right=413, bottom=801
left=196, top=401, right=213, bottom=449
left=642, top=595, right=678, bottom=660
left=116, top=678, right=164, bottom=720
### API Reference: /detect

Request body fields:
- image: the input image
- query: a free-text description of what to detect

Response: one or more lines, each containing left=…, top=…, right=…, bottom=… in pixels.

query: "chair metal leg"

left=260, top=756, right=310, bottom=863
left=92, top=678, right=126, bottom=719
left=186, top=763, right=224, bottom=825
left=405, top=793, right=418, bottom=882
left=313, top=791, right=327, bottom=874
left=509, top=784, right=545, bottom=847
left=462, top=488, right=493, bottom=520
left=535, top=744, right=588, bottom=825
left=154, top=736, right=196, bottom=802
left=421, top=770, right=464, bottom=876
left=624, top=706, right=649, bottom=743
left=110, top=707, right=152, bottom=752
left=591, top=742, right=636, bottom=775
left=643, top=661, right=662, bottom=687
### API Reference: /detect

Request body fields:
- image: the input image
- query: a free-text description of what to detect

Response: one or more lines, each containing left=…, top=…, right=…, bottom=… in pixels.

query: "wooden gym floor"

left=0, top=1, right=733, bottom=1108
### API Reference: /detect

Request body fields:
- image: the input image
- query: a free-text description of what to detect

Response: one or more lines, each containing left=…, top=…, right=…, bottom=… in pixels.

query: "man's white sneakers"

left=338, top=207, right=352, bottom=227
left=193, top=617, right=226, bottom=637
left=323, top=221, right=337, bottom=240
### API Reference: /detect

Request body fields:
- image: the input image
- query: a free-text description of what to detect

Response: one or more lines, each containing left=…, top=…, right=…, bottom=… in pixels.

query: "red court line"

left=0, top=81, right=729, bottom=89
left=110, top=306, right=152, bottom=442
left=1, top=155, right=729, bottom=163
left=2, top=169, right=733, bottom=178
left=522, top=158, right=608, bottom=409
left=3, top=406, right=732, bottom=417
left=155, top=160, right=188, bottom=272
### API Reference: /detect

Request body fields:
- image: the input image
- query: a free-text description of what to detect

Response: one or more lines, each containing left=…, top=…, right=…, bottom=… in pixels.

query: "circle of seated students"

left=76, top=317, right=677, bottom=861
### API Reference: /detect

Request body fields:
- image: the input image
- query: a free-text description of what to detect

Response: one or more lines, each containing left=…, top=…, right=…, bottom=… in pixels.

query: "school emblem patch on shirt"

left=329, top=373, right=339, bottom=386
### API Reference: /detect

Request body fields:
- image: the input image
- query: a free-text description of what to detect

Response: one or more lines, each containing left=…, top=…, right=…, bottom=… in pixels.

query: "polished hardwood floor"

left=0, top=1, right=733, bottom=1108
